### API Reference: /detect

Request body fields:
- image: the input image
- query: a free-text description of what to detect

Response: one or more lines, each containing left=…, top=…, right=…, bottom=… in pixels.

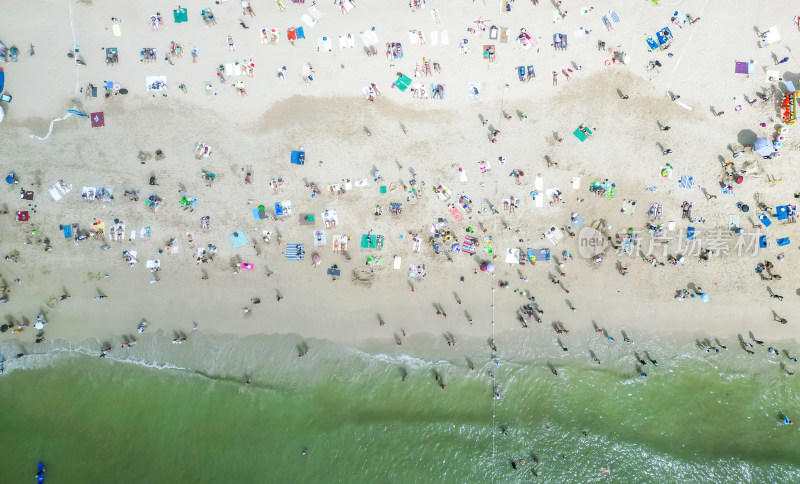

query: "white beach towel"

left=408, top=30, right=419, bottom=44
left=339, top=36, right=347, bottom=49
left=347, top=35, right=355, bottom=48
left=224, top=63, right=234, bottom=76
left=113, top=24, right=121, bottom=37
left=393, top=255, right=401, bottom=269
left=572, top=177, right=580, bottom=189
left=535, top=175, right=544, bottom=191
left=440, top=31, right=449, bottom=45
left=48, top=186, right=62, bottom=201
left=468, top=82, right=481, bottom=99
left=318, top=36, right=332, bottom=51
left=56, top=180, right=72, bottom=194
left=146, top=259, right=161, bottom=269
left=431, top=31, right=438, bottom=45
left=301, top=15, right=317, bottom=28
left=459, top=169, right=467, bottom=182
left=130, top=230, right=136, bottom=241
left=145, top=76, right=168, bottom=91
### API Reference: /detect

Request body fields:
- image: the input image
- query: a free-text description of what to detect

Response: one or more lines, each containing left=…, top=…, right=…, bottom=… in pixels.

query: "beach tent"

left=754, top=137, right=775, bottom=157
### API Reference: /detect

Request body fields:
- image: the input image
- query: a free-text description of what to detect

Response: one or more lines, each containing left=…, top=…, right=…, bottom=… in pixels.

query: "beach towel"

left=687, top=227, right=695, bottom=240
left=776, top=205, right=789, bottom=221
left=678, top=175, right=693, bottom=189
left=517, top=66, right=525, bottom=82
left=393, top=255, right=402, bottom=269
left=534, top=176, right=544, bottom=208
left=224, top=63, right=234, bottom=77
left=62, top=224, right=73, bottom=238
left=759, top=212, right=772, bottom=227
left=91, top=112, right=105, bottom=128
left=173, top=8, right=188, bottom=23
left=499, top=27, right=508, bottom=44
left=408, top=30, right=419, bottom=44
left=621, top=199, right=637, bottom=215
left=360, top=234, right=383, bottom=249
left=777, top=237, right=790, bottom=246
left=339, top=36, right=347, bottom=49
left=299, top=213, right=315, bottom=225
left=646, top=36, right=659, bottom=51
left=572, top=177, right=580, bottom=189
left=610, top=10, right=620, bottom=23
left=301, top=15, right=317, bottom=28
left=573, top=128, right=589, bottom=142
left=489, top=26, right=498, bottom=40
left=313, top=230, right=326, bottom=246
left=656, top=27, right=673, bottom=46
left=721, top=184, right=734, bottom=195
left=327, top=267, right=341, bottom=276
left=759, top=235, right=767, bottom=248
left=112, top=24, right=121, bottom=37
left=146, top=259, right=161, bottom=269
left=286, top=243, right=305, bottom=260
left=229, top=230, right=249, bottom=249
left=145, top=76, right=167, bottom=91
left=468, top=82, right=481, bottom=99
left=529, top=248, right=551, bottom=263
left=48, top=186, right=62, bottom=201
left=545, top=226, right=564, bottom=245
left=735, top=61, right=755, bottom=75
left=82, top=187, right=96, bottom=200
left=505, top=248, right=520, bottom=264
left=291, top=150, right=305, bottom=165
left=394, top=74, right=412, bottom=92
left=571, top=216, right=584, bottom=227
left=408, top=264, right=426, bottom=279
left=440, top=31, right=449, bottom=45
left=318, top=36, right=332, bottom=51
left=431, top=31, right=438, bottom=45
left=448, top=205, right=463, bottom=221
left=275, top=200, right=292, bottom=216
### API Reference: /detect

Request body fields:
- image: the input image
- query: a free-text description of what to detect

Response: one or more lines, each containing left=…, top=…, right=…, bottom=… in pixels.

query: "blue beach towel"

left=646, top=36, right=659, bottom=51
left=758, top=212, right=772, bottom=227
left=610, top=10, right=620, bottom=23
left=62, top=224, right=72, bottom=238
left=290, top=150, right=305, bottom=165
left=229, top=230, right=249, bottom=249
left=777, top=237, right=790, bottom=246
left=776, top=205, right=789, bottom=221
left=686, top=227, right=695, bottom=240
left=759, top=235, right=767, bottom=248
left=297, top=26, right=305, bottom=39
left=678, top=175, right=693, bottom=189
left=286, top=243, right=305, bottom=260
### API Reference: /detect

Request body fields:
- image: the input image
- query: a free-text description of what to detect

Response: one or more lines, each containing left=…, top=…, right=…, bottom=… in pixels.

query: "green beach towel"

left=573, top=126, right=592, bottom=142
left=360, top=234, right=383, bottom=249
left=394, top=75, right=412, bottom=92
left=174, top=9, right=188, bottom=23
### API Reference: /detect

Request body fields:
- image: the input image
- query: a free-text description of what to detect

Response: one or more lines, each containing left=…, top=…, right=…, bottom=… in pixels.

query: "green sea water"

left=1, top=333, right=800, bottom=483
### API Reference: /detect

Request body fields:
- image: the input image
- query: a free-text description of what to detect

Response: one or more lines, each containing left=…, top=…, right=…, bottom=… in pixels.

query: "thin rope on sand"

left=28, top=111, right=77, bottom=141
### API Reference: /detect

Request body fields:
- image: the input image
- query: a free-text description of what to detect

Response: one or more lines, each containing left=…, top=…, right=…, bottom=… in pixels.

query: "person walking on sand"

left=662, top=148, right=673, bottom=155
left=661, top=125, right=671, bottom=131
left=777, top=57, right=789, bottom=65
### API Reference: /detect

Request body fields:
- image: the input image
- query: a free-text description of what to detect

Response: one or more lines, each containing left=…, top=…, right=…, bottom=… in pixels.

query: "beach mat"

left=299, top=213, right=315, bottom=225
left=228, top=230, right=249, bottom=249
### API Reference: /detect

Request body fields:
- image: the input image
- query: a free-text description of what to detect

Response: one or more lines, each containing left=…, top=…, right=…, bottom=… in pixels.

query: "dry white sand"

left=1, top=0, right=800, bottom=354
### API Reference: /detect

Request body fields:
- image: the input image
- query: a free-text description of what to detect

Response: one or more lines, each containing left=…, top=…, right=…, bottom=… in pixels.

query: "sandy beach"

left=0, top=0, right=799, bottom=360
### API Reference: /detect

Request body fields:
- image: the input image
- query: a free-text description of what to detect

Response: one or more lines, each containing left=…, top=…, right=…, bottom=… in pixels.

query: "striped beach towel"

left=610, top=10, right=620, bottom=23
left=286, top=243, right=305, bottom=260
left=678, top=175, right=693, bottom=189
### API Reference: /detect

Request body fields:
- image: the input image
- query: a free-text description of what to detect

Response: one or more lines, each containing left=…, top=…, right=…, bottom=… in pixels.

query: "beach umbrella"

left=754, top=137, right=775, bottom=157
left=480, top=263, right=488, bottom=271
left=5, top=173, right=15, bottom=184
left=735, top=176, right=744, bottom=184
left=700, top=293, right=710, bottom=303
left=34, top=321, right=45, bottom=330
left=487, top=263, right=495, bottom=272
left=0, top=324, right=7, bottom=333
